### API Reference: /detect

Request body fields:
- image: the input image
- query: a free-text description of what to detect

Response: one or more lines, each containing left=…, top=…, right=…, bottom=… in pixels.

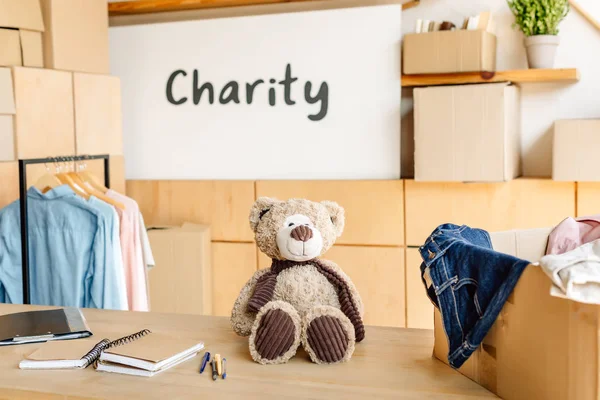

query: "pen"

left=222, top=358, right=227, bottom=379
left=215, top=354, right=222, bottom=376
left=211, top=358, right=218, bottom=381
left=199, top=351, right=211, bottom=374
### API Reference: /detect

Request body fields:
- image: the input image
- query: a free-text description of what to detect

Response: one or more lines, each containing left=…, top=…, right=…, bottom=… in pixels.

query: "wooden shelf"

left=108, top=0, right=420, bottom=16
left=401, top=68, right=580, bottom=87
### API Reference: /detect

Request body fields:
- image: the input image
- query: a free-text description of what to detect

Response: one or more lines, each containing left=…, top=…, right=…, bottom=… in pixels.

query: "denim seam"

left=441, top=257, right=464, bottom=340
left=453, top=278, right=478, bottom=291
left=435, top=276, right=458, bottom=295
left=474, top=292, right=483, bottom=317
left=432, top=238, right=450, bottom=280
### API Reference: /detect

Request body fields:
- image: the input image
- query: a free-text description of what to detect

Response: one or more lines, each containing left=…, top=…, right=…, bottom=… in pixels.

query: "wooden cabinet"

left=255, top=180, right=404, bottom=246
left=405, top=178, right=575, bottom=246
left=260, top=245, right=405, bottom=328
left=577, top=182, right=600, bottom=217
left=126, top=180, right=255, bottom=242
left=212, top=242, right=257, bottom=317
left=405, top=248, right=433, bottom=329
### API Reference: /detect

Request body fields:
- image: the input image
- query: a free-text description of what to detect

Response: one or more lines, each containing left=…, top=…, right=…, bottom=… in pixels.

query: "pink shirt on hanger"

left=546, top=215, right=600, bottom=255
left=106, top=190, right=149, bottom=312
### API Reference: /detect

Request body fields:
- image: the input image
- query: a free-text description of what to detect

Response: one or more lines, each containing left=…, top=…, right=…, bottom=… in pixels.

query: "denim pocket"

left=452, top=278, right=482, bottom=327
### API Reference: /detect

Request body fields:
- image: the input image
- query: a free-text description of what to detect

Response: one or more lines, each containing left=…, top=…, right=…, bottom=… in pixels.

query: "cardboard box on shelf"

left=40, top=0, right=109, bottom=74
left=403, top=30, right=496, bottom=75
left=19, top=30, right=43, bottom=68
left=553, top=119, right=600, bottom=182
left=0, top=0, right=45, bottom=31
left=414, top=82, right=521, bottom=182
left=0, top=29, right=44, bottom=68
left=147, top=224, right=212, bottom=316
left=432, top=227, right=600, bottom=400
left=12, top=67, right=75, bottom=159
left=74, top=73, right=123, bottom=155
left=0, top=29, right=22, bottom=67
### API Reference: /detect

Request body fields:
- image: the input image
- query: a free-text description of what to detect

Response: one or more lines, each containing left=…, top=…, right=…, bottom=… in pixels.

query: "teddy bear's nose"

left=290, top=225, right=313, bottom=242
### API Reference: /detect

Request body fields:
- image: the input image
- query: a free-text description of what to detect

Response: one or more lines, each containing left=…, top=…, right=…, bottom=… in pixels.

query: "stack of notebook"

left=20, top=329, right=204, bottom=377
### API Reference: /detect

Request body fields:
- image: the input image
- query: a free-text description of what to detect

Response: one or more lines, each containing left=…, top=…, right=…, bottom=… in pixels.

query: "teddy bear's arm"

left=230, top=268, right=271, bottom=337
left=317, top=258, right=364, bottom=318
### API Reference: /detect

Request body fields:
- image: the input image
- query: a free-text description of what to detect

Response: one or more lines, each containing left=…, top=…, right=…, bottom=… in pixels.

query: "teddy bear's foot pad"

left=306, top=315, right=350, bottom=363
left=254, top=309, right=297, bottom=361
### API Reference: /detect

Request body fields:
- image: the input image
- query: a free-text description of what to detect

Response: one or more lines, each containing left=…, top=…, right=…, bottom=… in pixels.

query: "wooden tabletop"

left=0, top=304, right=495, bottom=399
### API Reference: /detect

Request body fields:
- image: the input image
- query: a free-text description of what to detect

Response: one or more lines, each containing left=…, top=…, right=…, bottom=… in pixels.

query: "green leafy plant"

left=507, top=0, right=570, bottom=36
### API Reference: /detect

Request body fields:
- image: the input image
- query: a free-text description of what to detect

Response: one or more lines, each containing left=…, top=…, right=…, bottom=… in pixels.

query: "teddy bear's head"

left=249, top=197, right=345, bottom=261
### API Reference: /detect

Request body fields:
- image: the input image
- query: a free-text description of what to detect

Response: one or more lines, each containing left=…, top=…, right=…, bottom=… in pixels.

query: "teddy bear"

left=230, top=197, right=365, bottom=365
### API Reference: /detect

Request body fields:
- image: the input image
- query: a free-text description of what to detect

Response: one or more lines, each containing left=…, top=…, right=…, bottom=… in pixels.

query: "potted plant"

left=507, top=0, right=570, bottom=69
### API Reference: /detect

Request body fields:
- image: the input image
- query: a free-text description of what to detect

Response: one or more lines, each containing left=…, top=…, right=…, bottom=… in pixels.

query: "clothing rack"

left=18, top=155, right=111, bottom=305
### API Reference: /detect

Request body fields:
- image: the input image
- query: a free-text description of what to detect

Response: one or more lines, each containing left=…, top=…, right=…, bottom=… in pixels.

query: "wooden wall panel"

left=576, top=182, right=600, bottom=217
left=85, top=155, right=126, bottom=194
left=0, top=161, right=18, bottom=209
left=212, top=242, right=257, bottom=317
left=126, top=180, right=255, bottom=242
left=260, top=245, right=405, bottom=328
left=255, top=181, right=404, bottom=246
left=406, top=248, right=433, bottom=329
left=405, top=178, right=576, bottom=246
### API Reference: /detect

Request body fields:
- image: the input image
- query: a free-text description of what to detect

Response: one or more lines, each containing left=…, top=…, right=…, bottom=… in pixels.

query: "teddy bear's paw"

left=302, top=306, right=356, bottom=364
left=249, top=300, right=301, bottom=365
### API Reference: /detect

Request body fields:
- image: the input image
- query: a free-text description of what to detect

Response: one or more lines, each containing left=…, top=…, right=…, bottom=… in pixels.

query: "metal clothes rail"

left=18, top=155, right=110, bottom=304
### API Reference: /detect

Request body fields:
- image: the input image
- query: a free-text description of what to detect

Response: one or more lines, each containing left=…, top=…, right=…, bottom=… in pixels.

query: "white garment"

left=540, top=239, right=600, bottom=305
left=138, top=213, right=155, bottom=270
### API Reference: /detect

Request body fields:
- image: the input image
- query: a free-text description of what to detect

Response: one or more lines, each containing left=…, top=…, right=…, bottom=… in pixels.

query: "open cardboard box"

left=434, top=227, right=600, bottom=399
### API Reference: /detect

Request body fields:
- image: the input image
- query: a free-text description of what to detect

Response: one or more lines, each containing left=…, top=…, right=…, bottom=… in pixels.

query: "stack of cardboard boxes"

left=0, top=0, right=122, bottom=176
left=404, top=25, right=522, bottom=183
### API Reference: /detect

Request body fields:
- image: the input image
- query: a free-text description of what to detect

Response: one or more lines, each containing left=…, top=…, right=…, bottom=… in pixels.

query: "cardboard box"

left=41, top=0, right=109, bottom=73
left=0, top=67, right=15, bottom=114
left=0, top=0, right=45, bottom=31
left=414, top=82, right=521, bottom=182
left=0, top=29, right=22, bottom=67
left=19, top=30, right=43, bottom=68
left=12, top=67, right=75, bottom=158
left=403, top=30, right=496, bottom=75
left=147, top=224, right=212, bottom=315
left=432, top=227, right=600, bottom=400
left=74, top=73, right=123, bottom=155
left=405, top=248, right=434, bottom=329
left=553, top=119, right=600, bottom=181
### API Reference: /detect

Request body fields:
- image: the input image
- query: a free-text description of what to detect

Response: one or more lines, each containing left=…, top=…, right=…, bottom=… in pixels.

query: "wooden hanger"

left=72, top=162, right=125, bottom=210
left=33, top=163, right=62, bottom=193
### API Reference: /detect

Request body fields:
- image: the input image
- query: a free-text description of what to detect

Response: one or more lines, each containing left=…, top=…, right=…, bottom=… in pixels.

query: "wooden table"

left=0, top=304, right=495, bottom=399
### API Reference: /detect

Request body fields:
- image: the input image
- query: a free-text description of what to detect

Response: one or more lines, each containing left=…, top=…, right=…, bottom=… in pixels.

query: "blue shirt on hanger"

left=0, top=185, right=127, bottom=310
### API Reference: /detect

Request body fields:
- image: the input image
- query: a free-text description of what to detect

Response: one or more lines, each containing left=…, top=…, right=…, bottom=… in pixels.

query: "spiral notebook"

left=96, top=333, right=204, bottom=377
left=20, top=329, right=157, bottom=370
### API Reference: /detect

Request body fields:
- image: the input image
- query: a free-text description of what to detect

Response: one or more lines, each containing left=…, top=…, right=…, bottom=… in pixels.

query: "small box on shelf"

left=403, top=30, right=496, bottom=75
left=553, top=119, right=600, bottom=182
left=414, top=82, right=520, bottom=182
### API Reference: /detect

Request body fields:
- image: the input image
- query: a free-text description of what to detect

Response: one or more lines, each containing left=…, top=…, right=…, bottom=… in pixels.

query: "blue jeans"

left=419, top=224, right=530, bottom=369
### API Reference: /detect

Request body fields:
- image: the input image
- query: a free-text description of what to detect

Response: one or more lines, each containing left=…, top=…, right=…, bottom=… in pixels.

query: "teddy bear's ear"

left=249, top=197, right=280, bottom=232
left=321, top=201, right=345, bottom=237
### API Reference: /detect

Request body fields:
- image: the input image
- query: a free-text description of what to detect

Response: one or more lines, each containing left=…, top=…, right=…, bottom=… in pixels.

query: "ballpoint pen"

left=222, top=358, right=227, bottom=379
left=211, top=358, right=218, bottom=381
left=199, top=351, right=211, bottom=374
left=215, top=354, right=222, bottom=376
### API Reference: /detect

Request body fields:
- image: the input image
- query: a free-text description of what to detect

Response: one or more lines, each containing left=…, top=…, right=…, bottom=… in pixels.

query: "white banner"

left=110, top=4, right=402, bottom=179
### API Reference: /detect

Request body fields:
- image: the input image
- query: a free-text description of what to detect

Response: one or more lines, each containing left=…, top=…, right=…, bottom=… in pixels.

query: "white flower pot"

left=524, top=35, right=560, bottom=69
